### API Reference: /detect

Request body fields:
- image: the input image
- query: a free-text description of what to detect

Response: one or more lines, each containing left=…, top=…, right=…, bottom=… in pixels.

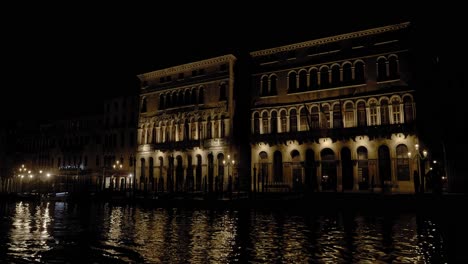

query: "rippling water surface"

left=0, top=200, right=461, bottom=263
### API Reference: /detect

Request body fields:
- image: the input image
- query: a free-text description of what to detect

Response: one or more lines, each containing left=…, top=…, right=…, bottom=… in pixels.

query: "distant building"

left=101, top=96, right=139, bottom=191
left=136, top=55, right=238, bottom=193
left=249, top=22, right=421, bottom=193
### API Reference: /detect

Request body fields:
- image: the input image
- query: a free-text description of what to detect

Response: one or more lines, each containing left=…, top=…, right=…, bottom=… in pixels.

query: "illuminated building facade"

left=249, top=22, right=420, bottom=193
left=136, top=55, right=238, bottom=193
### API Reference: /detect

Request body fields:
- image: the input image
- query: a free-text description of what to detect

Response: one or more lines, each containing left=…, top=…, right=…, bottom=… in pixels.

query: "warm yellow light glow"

left=129, top=174, right=133, bottom=177
left=22, top=164, right=24, bottom=168
left=46, top=173, right=50, bottom=177
left=232, top=160, right=235, bottom=165
left=227, top=154, right=230, bottom=159
left=415, top=144, right=419, bottom=150
left=433, top=160, right=437, bottom=164
left=407, top=152, right=411, bottom=158
left=223, top=160, right=226, bottom=165
left=39, top=170, right=43, bottom=174
left=28, top=171, right=31, bottom=174
left=423, top=150, right=427, bottom=158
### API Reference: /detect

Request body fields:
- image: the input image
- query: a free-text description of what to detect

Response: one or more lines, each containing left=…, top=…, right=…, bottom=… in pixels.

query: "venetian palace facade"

left=136, top=55, right=238, bottom=193
left=249, top=22, right=420, bottom=193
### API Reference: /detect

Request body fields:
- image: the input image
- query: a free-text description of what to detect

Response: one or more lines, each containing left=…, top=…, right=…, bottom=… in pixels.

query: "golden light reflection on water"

left=8, top=202, right=52, bottom=262
left=0, top=201, right=449, bottom=263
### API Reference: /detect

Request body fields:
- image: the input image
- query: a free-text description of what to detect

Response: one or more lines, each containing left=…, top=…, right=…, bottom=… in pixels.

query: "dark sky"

left=1, top=6, right=466, bottom=160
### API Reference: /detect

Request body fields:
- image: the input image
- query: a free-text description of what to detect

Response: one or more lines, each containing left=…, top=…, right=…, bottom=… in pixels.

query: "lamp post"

left=112, top=160, right=123, bottom=191
left=223, top=155, right=235, bottom=196
left=408, top=144, right=428, bottom=194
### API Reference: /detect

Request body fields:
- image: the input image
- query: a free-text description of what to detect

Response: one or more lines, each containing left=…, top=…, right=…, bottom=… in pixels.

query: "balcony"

left=250, top=123, right=416, bottom=145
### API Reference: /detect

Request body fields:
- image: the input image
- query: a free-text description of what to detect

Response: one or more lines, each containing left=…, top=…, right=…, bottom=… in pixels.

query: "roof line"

left=137, top=54, right=236, bottom=81
left=250, top=22, right=410, bottom=57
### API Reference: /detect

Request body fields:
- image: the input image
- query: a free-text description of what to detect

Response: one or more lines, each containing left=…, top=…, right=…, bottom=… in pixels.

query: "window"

left=262, top=112, right=269, bottom=134
left=377, top=57, right=387, bottom=81
left=261, top=76, right=268, bottom=96
left=320, top=67, right=329, bottom=88
left=396, top=144, right=410, bottom=180
left=300, top=108, right=308, bottom=131
left=271, top=111, right=278, bottom=134
left=311, top=106, right=319, bottom=129
left=357, top=102, right=367, bottom=127
left=322, top=105, right=330, bottom=128
left=403, top=96, right=414, bottom=123
left=280, top=110, right=287, bottom=133
left=389, top=56, right=399, bottom=79
left=331, top=65, right=340, bottom=86
left=380, top=99, right=389, bottom=125
left=309, top=69, right=318, bottom=89
left=270, top=75, right=277, bottom=95
left=354, top=61, right=365, bottom=83
left=333, top=104, right=342, bottom=128
left=140, top=98, right=147, bottom=113
left=299, top=70, right=307, bottom=90
left=288, top=72, right=297, bottom=92
left=289, top=109, right=297, bottom=132
left=219, top=83, right=227, bottom=100
left=344, top=102, right=354, bottom=127
left=253, top=113, right=260, bottom=134
left=369, top=100, right=378, bottom=125
left=392, top=98, right=401, bottom=124
left=342, top=63, right=352, bottom=84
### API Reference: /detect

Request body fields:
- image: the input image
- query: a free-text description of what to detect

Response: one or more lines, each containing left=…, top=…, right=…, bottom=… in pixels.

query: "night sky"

left=1, top=6, right=466, bottom=168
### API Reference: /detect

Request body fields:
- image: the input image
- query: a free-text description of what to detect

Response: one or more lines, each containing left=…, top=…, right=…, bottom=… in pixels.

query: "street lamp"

left=223, top=155, right=235, bottom=196
left=112, top=160, right=123, bottom=191
left=408, top=144, right=428, bottom=193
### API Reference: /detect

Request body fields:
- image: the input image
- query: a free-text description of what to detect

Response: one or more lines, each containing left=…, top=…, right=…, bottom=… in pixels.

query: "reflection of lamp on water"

left=111, top=160, right=123, bottom=191
left=408, top=144, right=428, bottom=193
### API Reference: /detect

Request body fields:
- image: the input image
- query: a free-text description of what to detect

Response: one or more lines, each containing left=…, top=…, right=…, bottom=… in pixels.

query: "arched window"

left=288, top=72, right=297, bottom=92
left=259, top=151, right=269, bottom=191
left=299, top=70, right=307, bottom=90
left=311, top=106, right=319, bottom=129
left=369, top=100, right=378, bottom=125
left=289, top=109, right=297, bottom=132
left=159, top=94, right=165, bottom=109
left=342, top=63, right=352, bottom=84
left=271, top=111, right=278, bottom=134
left=392, top=98, right=401, bottom=124
left=357, top=146, right=369, bottom=189
left=380, top=99, right=390, bottom=125
left=331, top=65, right=340, bottom=87
left=344, top=102, right=354, bottom=127
left=354, top=61, right=365, bottom=83
left=191, top=120, right=197, bottom=140
left=291, top=150, right=302, bottom=191
left=378, top=145, right=391, bottom=182
left=357, top=101, right=367, bottom=127
left=261, top=76, right=268, bottom=96
left=333, top=104, right=343, bottom=128
left=262, top=112, right=269, bottom=134
left=309, top=68, right=318, bottom=89
left=389, top=56, right=399, bottom=79
left=396, top=144, right=410, bottom=181
left=321, top=148, right=337, bottom=191
left=320, top=67, right=329, bottom=88
left=322, top=105, right=330, bottom=128
left=403, top=96, right=414, bottom=123
left=253, top=112, right=260, bottom=134
left=377, top=57, right=387, bottom=81
left=300, top=107, right=308, bottom=131
left=270, top=75, right=278, bottom=95
left=280, top=110, right=287, bottom=133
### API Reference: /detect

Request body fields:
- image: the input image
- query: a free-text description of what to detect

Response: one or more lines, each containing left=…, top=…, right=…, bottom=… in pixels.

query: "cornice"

left=138, top=54, right=236, bottom=81
left=250, top=22, right=410, bottom=57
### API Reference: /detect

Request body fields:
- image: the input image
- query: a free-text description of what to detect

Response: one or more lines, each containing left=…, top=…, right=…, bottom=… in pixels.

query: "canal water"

left=0, top=200, right=465, bottom=263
